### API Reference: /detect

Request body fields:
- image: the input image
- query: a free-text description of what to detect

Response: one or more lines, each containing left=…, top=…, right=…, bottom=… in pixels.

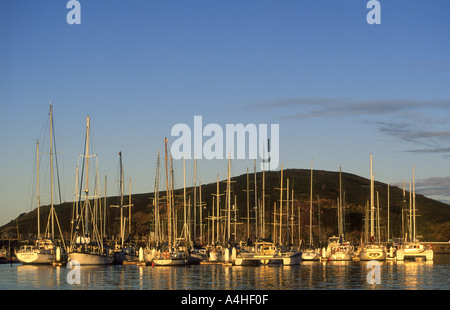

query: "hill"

left=2, top=168, right=450, bottom=245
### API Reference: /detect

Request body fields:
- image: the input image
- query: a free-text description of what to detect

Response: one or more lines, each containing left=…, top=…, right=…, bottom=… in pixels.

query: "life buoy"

left=163, top=251, right=170, bottom=259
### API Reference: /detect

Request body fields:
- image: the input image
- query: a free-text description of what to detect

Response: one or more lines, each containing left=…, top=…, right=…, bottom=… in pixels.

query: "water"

left=1, top=256, right=450, bottom=291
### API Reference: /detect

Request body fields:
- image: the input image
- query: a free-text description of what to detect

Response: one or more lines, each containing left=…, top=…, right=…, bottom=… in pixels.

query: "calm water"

left=1, top=255, right=449, bottom=290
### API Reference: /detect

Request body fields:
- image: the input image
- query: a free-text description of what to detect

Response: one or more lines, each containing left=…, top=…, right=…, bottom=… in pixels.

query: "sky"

left=0, top=0, right=449, bottom=227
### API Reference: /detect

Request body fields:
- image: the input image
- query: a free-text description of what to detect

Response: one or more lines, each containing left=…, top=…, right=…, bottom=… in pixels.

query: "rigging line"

left=51, top=115, right=63, bottom=205
left=74, top=127, right=88, bottom=231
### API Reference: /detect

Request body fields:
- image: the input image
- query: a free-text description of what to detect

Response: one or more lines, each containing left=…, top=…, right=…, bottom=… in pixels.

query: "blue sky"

left=1, top=0, right=449, bottom=226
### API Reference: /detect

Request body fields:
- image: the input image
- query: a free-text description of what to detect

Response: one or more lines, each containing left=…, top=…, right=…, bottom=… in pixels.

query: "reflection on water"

left=1, top=255, right=449, bottom=290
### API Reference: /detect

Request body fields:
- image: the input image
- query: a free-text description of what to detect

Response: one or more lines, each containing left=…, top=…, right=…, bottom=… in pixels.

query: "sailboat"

left=397, top=166, right=433, bottom=261
left=302, top=160, right=321, bottom=261
left=326, top=167, right=353, bottom=261
left=111, top=152, right=138, bottom=264
left=67, top=116, right=114, bottom=265
left=16, top=104, right=67, bottom=265
left=358, top=154, right=386, bottom=261
left=152, top=154, right=189, bottom=266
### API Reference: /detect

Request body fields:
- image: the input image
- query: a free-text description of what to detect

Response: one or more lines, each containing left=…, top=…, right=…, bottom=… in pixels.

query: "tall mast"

left=128, top=177, right=132, bottom=237
left=262, top=158, right=265, bottom=239
left=310, top=160, right=313, bottom=247
left=216, top=175, right=220, bottom=243
left=413, top=165, right=416, bottom=242
left=402, top=179, right=405, bottom=242
left=84, top=116, right=90, bottom=238
left=291, top=187, right=294, bottom=246
left=339, top=166, right=343, bottom=238
left=36, top=141, right=40, bottom=240
left=104, top=174, right=107, bottom=241
left=254, top=160, right=258, bottom=240
left=246, top=168, right=250, bottom=239
left=286, top=178, right=289, bottom=246
left=199, top=182, right=202, bottom=244
left=170, top=155, right=175, bottom=245
left=227, top=156, right=231, bottom=243
left=370, top=154, right=374, bottom=240
left=183, top=156, right=187, bottom=241
left=49, top=103, right=55, bottom=240
left=194, top=155, right=197, bottom=242
left=155, top=152, right=160, bottom=244
left=409, top=181, right=412, bottom=242
left=279, top=164, right=283, bottom=245
left=387, top=182, right=390, bottom=243
left=164, top=138, right=171, bottom=245
left=119, top=151, right=124, bottom=247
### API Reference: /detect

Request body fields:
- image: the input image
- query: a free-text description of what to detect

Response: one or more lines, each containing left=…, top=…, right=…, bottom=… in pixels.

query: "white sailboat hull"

left=152, top=258, right=189, bottom=266
left=359, top=247, right=386, bottom=261
left=68, top=252, right=114, bottom=265
left=16, top=252, right=54, bottom=265
left=282, top=251, right=302, bottom=265
left=329, top=252, right=352, bottom=261
left=302, top=251, right=321, bottom=261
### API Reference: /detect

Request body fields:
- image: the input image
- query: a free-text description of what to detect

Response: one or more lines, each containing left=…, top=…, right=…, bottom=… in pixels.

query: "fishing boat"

left=358, top=154, right=386, bottom=261
left=16, top=105, right=67, bottom=265
left=67, top=116, right=114, bottom=265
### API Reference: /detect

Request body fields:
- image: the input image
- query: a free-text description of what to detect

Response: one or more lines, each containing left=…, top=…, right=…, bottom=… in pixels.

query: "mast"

left=170, top=155, right=175, bottom=245
left=183, top=156, right=187, bottom=241
left=227, top=156, right=231, bottom=243
left=36, top=141, right=40, bottom=240
left=376, top=191, right=380, bottom=243
left=370, top=154, right=375, bottom=240
left=119, top=151, right=124, bottom=247
left=84, top=116, right=90, bottom=238
left=199, top=182, right=203, bottom=244
left=104, top=174, right=107, bottom=241
left=254, top=160, right=258, bottom=240
left=402, top=179, right=406, bottom=242
left=262, top=154, right=266, bottom=239
left=291, top=187, right=294, bottom=246
left=286, top=178, right=289, bottom=246
left=413, top=165, right=416, bottom=242
left=387, top=182, right=390, bottom=243
left=246, top=168, right=250, bottom=239
left=339, top=166, right=343, bottom=239
left=310, top=160, right=313, bottom=247
left=49, top=104, right=55, bottom=240
left=279, top=164, right=283, bottom=245
left=194, top=155, right=197, bottom=242
left=409, top=181, right=412, bottom=242
left=154, top=152, right=160, bottom=244
left=128, top=177, right=132, bottom=238
left=164, top=138, right=171, bottom=245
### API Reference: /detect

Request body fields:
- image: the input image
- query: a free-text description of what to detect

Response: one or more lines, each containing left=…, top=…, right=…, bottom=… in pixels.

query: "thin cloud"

left=250, top=98, right=450, bottom=120
left=393, top=176, right=450, bottom=204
